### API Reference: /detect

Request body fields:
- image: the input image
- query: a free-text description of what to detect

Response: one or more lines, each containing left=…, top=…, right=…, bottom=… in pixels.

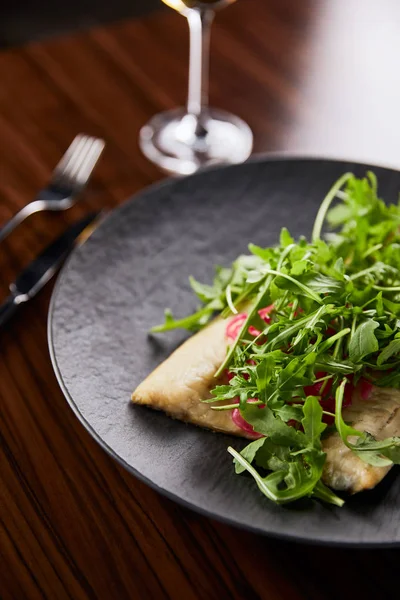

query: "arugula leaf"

left=151, top=306, right=214, bottom=333
left=315, top=356, right=359, bottom=374
left=209, top=384, right=242, bottom=401
left=313, top=481, right=345, bottom=507
left=256, top=441, right=291, bottom=472
left=229, top=447, right=325, bottom=504
left=234, top=437, right=292, bottom=475
left=352, top=432, right=400, bottom=464
left=280, top=227, right=294, bottom=247
left=274, top=354, right=316, bottom=402
left=255, top=357, right=275, bottom=404
left=302, top=273, right=345, bottom=294
left=234, top=438, right=266, bottom=474
left=291, top=260, right=309, bottom=276
left=271, top=271, right=324, bottom=304
left=241, top=404, right=305, bottom=447
left=348, top=319, right=379, bottom=363
left=335, top=379, right=363, bottom=447
left=274, top=404, right=304, bottom=422
left=302, top=396, right=326, bottom=450
left=383, top=298, right=400, bottom=315
left=189, top=276, right=221, bottom=302
left=377, top=338, right=400, bottom=366
left=354, top=450, right=393, bottom=467
left=327, top=203, right=353, bottom=227
left=265, top=306, right=330, bottom=352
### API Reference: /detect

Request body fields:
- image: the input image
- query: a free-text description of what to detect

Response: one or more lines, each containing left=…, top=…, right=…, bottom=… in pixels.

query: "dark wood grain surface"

left=1, top=1, right=400, bottom=598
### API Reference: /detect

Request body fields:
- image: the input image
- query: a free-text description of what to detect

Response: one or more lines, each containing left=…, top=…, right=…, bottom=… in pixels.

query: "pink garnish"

left=232, top=408, right=263, bottom=439
left=249, top=325, right=262, bottom=337
left=359, top=378, right=373, bottom=401
left=258, top=305, right=274, bottom=322
left=226, top=305, right=274, bottom=341
left=225, top=313, right=247, bottom=341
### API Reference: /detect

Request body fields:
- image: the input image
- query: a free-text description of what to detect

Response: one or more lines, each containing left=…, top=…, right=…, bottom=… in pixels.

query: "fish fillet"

left=322, top=386, right=400, bottom=493
left=132, top=317, right=252, bottom=436
left=132, top=318, right=400, bottom=492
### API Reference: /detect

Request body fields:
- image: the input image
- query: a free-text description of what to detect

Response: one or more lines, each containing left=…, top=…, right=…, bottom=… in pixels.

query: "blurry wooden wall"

left=0, top=0, right=162, bottom=47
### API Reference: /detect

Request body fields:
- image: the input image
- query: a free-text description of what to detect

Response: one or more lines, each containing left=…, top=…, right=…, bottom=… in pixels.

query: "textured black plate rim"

left=48, top=153, right=400, bottom=548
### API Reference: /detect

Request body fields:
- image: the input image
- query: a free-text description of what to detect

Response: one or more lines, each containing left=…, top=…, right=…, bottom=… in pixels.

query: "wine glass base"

left=139, top=107, right=253, bottom=176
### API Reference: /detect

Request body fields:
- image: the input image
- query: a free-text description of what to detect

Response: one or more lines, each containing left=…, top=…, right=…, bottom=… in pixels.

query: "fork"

left=0, top=134, right=105, bottom=243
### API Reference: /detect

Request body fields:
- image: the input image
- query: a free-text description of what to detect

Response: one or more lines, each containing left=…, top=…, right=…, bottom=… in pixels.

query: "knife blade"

left=0, top=212, right=101, bottom=327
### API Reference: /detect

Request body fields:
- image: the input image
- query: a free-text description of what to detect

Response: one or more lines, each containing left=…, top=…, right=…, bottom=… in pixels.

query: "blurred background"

left=0, top=0, right=161, bottom=47
left=1, top=0, right=400, bottom=175
left=2, top=0, right=400, bottom=172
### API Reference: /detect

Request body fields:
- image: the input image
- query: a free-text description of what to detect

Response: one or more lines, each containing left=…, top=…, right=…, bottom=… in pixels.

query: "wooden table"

left=1, top=1, right=400, bottom=598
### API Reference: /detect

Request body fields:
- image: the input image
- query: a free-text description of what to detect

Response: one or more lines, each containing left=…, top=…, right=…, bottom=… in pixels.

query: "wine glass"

left=139, top=0, right=253, bottom=175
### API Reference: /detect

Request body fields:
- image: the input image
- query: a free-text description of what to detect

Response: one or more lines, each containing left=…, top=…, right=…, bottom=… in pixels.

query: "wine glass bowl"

left=139, top=0, right=253, bottom=175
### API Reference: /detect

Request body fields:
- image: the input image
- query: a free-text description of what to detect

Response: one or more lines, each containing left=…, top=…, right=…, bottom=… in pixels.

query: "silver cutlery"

left=0, top=212, right=102, bottom=327
left=0, top=134, right=105, bottom=243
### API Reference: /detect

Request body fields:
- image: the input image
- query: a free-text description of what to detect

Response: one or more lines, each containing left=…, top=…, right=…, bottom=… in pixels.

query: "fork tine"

left=53, top=134, right=87, bottom=178
left=74, top=139, right=105, bottom=187
left=52, top=134, right=105, bottom=190
left=63, top=136, right=95, bottom=183
left=63, top=136, right=97, bottom=183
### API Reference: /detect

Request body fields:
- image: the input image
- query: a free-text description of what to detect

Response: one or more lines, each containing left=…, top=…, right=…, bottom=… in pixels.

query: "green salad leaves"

left=152, top=172, right=400, bottom=505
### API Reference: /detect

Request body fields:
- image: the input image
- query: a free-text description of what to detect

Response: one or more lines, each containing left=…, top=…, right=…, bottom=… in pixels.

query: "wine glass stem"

left=186, top=8, right=215, bottom=119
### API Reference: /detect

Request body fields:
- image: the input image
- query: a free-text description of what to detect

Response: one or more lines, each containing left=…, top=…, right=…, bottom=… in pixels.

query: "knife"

left=0, top=212, right=101, bottom=327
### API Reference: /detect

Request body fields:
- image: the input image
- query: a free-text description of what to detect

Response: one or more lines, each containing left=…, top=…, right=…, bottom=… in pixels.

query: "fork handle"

left=0, top=186, right=74, bottom=243
left=0, top=203, right=43, bottom=243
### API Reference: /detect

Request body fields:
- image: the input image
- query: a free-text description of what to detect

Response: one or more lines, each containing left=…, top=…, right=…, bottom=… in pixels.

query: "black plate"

left=48, top=156, right=400, bottom=547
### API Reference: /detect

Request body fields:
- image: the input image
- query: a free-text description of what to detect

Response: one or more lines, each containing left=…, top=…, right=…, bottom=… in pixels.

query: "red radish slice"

left=225, top=313, right=247, bottom=341
left=232, top=409, right=263, bottom=439
left=359, top=378, right=373, bottom=400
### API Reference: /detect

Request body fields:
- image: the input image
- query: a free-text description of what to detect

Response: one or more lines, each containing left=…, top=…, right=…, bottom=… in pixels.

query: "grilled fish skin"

left=132, top=317, right=252, bottom=436
left=322, top=386, right=400, bottom=493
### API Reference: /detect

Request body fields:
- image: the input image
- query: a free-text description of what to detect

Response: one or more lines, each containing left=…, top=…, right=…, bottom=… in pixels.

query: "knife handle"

left=0, top=295, right=18, bottom=327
